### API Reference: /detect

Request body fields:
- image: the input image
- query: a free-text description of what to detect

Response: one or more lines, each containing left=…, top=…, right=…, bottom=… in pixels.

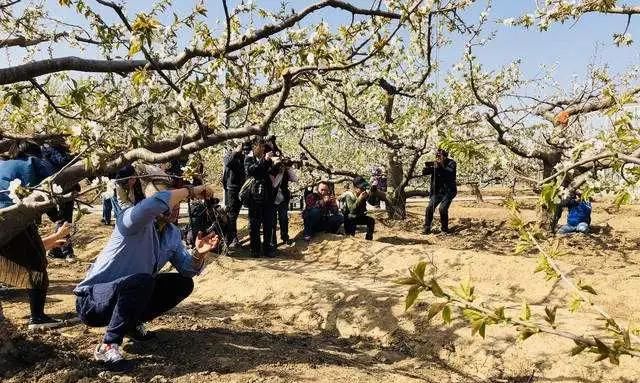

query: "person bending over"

left=339, top=176, right=375, bottom=240
left=422, top=148, right=457, bottom=235
left=303, top=181, right=344, bottom=241
left=0, top=140, right=70, bottom=329
left=74, top=182, right=219, bottom=369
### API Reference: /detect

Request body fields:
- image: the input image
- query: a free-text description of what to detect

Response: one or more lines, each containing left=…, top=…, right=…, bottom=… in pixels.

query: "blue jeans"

left=75, top=273, right=193, bottom=344
left=558, top=222, right=589, bottom=234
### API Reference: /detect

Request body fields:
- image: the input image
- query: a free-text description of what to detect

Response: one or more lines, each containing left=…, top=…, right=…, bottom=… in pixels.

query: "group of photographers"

left=223, top=135, right=298, bottom=258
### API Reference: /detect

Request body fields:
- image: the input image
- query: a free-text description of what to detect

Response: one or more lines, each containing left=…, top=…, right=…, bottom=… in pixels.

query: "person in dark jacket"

left=270, top=155, right=297, bottom=247
left=0, top=140, right=71, bottom=329
left=223, top=141, right=247, bottom=247
left=422, top=148, right=457, bottom=234
left=244, top=138, right=275, bottom=257
left=553, top=190, right=591, bottom=234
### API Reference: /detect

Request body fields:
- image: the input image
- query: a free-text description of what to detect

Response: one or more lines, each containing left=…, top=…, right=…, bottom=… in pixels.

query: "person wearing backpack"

left=222, top=140, right=248, bottom=248
left=244, top=138, right=276, bottom=257
left=339, top=176, right=375, bottom=240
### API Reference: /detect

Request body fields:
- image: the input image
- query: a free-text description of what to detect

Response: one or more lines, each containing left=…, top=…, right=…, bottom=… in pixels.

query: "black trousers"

left=344, top=215, right=375, bottom=240
left=0, top=223, right=49, bottom=319
left=76, top=273, right=193, bottom=344
left=248, top=203, right=274, bottom=256
left=424, top=192, right=456, bottom=231
left=224, top=189, right=242, bottom=243
left=271, top=201, right=289, bottom=245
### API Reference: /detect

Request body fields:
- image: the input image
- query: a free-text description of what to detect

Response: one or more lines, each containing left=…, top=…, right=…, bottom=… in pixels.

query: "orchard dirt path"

left=2, top=200, right=640, bottom=383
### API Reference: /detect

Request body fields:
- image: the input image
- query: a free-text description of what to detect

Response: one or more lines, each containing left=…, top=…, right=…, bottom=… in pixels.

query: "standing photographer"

left=267, top=142, right=298, bottom=247
left=244, top=138, right=276, bottom=257
left=223, top=140, right=248, bottom=248
left=422, top=148, right=457, bottom=235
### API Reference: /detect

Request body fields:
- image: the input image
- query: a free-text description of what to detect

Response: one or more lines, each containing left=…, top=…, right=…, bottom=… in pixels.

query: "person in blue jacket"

left=554, top=190, right=592, bottom=234
left=0, top=140, right=70, bottom=329
left=74, top=178, right=219, bottom=370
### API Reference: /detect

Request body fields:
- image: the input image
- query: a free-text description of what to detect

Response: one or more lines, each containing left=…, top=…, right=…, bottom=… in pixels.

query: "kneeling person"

left=554, top=190, right=591, bottom=234
left=339, top=177, right=375, bottom=240
left=74, top=181, right=219, bottom=368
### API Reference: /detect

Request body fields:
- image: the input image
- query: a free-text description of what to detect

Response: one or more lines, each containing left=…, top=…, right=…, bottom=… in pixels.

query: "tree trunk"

left=470, top=182, right=483, bottom=203
left=385, top=151, right=407, bottom=219
left=538, top=157, right=561, bottom=231
left=386, top=188, right=407, bottom=219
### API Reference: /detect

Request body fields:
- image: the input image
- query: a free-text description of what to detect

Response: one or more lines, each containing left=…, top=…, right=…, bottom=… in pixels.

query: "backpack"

left=239, top=177, right=256, bottom=204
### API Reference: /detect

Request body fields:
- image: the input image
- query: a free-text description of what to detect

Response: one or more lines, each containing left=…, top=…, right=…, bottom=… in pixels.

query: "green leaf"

left=471, top=319, right=486, bottom=338
left=9, top=93, right=21, bottom=107
left=426, top=302, right=447, bottom=322
left=493, top=306, right=505, bottom=320
left=442, top=305, right=452, bottom=325
left=394, top=277, right=417, bottom=286
left=405, top=285, right=420, bottom=311
left=129, top=37, right=142, bottom=57
left=429, top=279, right=445, bottom=298
left=520, top=300, right=531, bottom=321
left=623, top=328, right=631, bottom=348
left=544, top=306, right=557, bottom=325
left=518, top=326, right=538, bottom=341
left=570, top=344, right=587, bottom=356
left=569, top=296, right=583, bottom=313
left=462, top=308, right=483, bottom=322
left=593, top=337, right=610, bottom=354
left=58, top=0, right=71, bottom=6
left=413, top=261, right=427, bottom=283
left=577, top=281, right=597, bottom=295
left=131, top=68, right=149, bottom=87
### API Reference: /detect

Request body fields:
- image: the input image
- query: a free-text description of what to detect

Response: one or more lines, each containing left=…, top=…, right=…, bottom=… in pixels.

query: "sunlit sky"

left=5, top=1, right=640, bottom=90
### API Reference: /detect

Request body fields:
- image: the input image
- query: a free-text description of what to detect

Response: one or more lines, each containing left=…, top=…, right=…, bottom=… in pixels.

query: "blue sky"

left=8, top=1, right=640, bottom=89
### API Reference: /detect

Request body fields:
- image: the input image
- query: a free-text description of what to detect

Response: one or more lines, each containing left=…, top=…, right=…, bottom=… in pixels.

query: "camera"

left=241, top=140, right=252, bottom=155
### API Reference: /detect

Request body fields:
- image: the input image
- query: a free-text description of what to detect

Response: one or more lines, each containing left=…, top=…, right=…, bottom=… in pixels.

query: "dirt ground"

left=1, top=198, right=640, bottom=383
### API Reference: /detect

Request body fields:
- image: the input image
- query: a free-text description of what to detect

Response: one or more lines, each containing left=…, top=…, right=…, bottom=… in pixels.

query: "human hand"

left=193, top=184, right=215, bottom=200
left=194, top=232, right=220, bottom=255
left=56, top=222, right=72, bottom=238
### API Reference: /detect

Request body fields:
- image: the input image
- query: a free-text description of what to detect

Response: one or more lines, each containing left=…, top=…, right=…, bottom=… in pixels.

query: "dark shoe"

left=266, top=250, right=277, bottom=258
left=48, top=248, right=64, bottom=259
left=421, top=228, right=431, bottom=235
left=28, top=315, right=63, bottom=330
left=285, top=239, right=295, bottom=246
left=228, top=238, right=240, bottom=249
left=441, top=228, right=453, bottom=235
left=126, top=323, right=156, bottom=341
left=365, top=234, right=373, bottom=241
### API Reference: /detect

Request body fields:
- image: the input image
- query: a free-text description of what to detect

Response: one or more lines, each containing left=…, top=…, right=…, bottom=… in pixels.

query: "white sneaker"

left=94, top=343, right=124, bottom=363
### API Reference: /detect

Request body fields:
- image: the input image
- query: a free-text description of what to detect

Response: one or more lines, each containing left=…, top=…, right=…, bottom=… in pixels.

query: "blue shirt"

left=0, top=156, right=54, bottom=209
left=75, top=191, right=201, bottom=293
left=567, top=201, right=592, bottom=226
